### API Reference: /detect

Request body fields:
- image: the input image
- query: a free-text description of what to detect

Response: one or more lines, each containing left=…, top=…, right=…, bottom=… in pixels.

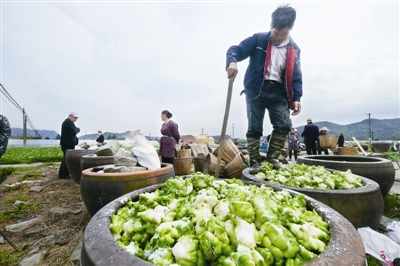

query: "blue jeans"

left=245, top=81, right=292, bottom=139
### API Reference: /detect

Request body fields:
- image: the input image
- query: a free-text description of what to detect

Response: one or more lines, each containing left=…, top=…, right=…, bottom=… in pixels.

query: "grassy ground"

left=0, top=147, right=63, bottom=165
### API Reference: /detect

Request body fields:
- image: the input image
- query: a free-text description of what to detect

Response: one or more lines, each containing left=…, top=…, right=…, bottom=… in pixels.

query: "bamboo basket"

left=338, top=147, right=359, bottom=156
left=318, top=134, right=338, bottom=149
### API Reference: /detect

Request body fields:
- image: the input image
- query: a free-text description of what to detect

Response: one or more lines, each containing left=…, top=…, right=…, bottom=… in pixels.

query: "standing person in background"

left=58, top=112, right=80, bottom=179
left=338, top=132, right=345, bottom=147
left=301, top=118, right=319, bottom=155
left=287, top=127, right=300, bottom=161
left=0, top=114, right=11, bottom=159
left=158, top=110, right=180, bottom=165
left=96, top=130, right=105, bottom=146
left=226, top=4, right=302, bottom=169
left=316, top=127, right=329, bottom=155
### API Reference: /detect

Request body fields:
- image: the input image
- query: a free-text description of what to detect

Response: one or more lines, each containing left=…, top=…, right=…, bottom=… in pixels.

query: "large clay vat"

left=80, top=163, right=175, bottom=216
left=242, top=168, right=384, bottom=230
left=80, top=154, right=115, bottom=171
left=296, top=155, right=395, bottom=198
left=81, top=181, right=365, bottom=266
left=65, top=149, right=96, bottom=184
left=371, top=142, right=390, bottom=153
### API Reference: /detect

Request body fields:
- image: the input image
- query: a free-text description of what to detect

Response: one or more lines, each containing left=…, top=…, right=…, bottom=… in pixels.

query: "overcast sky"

left=0, top=1, right=398, bottom=139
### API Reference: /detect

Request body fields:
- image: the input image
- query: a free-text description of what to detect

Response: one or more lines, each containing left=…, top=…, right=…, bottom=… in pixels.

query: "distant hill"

left=11, top=128, right=59, bottom=139
left=294, top=118, right=400, bottom=141
left=80, top=131, right=131, bottom=140
left=10, top=118, right=400, bottom=141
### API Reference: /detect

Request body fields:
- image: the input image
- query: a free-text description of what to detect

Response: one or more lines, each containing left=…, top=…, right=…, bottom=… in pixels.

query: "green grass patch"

left=0, top=249, right=28, bottom=265
left=2, top=183, right=23, bottom=192
left=0, top=147, right=63, bottom=164
left=0, top=167, right=16, bottom=183
left=0, top=202, right=38, bottom=223
left=384, top=193, right=400, bottom=219
left=366, top=254, right=381, bottom=266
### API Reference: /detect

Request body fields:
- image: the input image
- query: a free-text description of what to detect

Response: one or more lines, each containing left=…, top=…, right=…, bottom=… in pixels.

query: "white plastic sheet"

left=358, top=227, right=400, bottom=266
left=125, top=130, right=160, bottom=170
left=387, top=221, right=400, bottom=246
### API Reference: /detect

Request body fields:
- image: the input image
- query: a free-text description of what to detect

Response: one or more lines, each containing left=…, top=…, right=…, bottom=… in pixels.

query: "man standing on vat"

left=58, top=112, right=80, bottom=179
left=226, top=4, right=302, bottom=169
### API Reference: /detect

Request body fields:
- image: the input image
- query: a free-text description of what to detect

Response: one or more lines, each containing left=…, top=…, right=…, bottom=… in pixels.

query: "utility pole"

left=232, top=123, right=234, bottom=139
left=22, top=108, right=27, bottom=148
left=201, top=128, right=203, bottom=134
left=366, top=113, right=371, bottom=147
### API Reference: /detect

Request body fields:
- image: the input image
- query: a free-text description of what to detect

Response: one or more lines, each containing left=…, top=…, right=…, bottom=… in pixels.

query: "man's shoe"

left=267, top=159, right=285, bottom=170
left=58, top=175, right=73, bottom=180
left=249, top=160, right=261, bottom=174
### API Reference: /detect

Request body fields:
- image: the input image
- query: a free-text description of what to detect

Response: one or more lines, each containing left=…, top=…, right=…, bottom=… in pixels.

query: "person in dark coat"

left=301, top=118, right=319, bottom=155
left=0, top=114, right=11, bottom=159
left=96, top=130, right=105, bottom=145
left=338, top=132, right=345, bottom=147
left=158, top=110, right=180, bottom=165
left=58, top=112, right=80, bottom=179
left=287, top=127, right=300, bottom=160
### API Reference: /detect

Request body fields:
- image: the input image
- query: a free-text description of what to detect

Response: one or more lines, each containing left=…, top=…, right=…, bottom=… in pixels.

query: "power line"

left=0, top=83, right=41, bottom=138
left=0, top=84, right=23, bottom=111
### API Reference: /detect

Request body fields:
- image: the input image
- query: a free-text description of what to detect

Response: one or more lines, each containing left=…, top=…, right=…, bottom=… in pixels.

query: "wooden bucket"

left=225, top=153, right=248, bottom=179
left=178, top=149, right=191, bottom=158
left=338, top=147, right=359, bottom=156
left=213, top=139, right=240, bottom=163
left=193, top=155, right=206, bottom=173
left=173, top=157, right=192, bottom=175
left=203, top=153, right=226, bottom=178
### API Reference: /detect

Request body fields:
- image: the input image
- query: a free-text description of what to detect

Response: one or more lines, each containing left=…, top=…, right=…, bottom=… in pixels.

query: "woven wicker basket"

left=338, top=147, right=359, bottom=156
left=318, top=134, right=338, bottom=149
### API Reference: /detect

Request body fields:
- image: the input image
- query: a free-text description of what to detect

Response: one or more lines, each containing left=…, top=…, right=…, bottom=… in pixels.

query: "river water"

left=7, top=139, right=160, bottom=148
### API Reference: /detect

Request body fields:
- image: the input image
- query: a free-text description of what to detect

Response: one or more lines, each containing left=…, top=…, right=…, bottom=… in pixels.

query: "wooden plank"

left=352, top=136, right=368, bottom=156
